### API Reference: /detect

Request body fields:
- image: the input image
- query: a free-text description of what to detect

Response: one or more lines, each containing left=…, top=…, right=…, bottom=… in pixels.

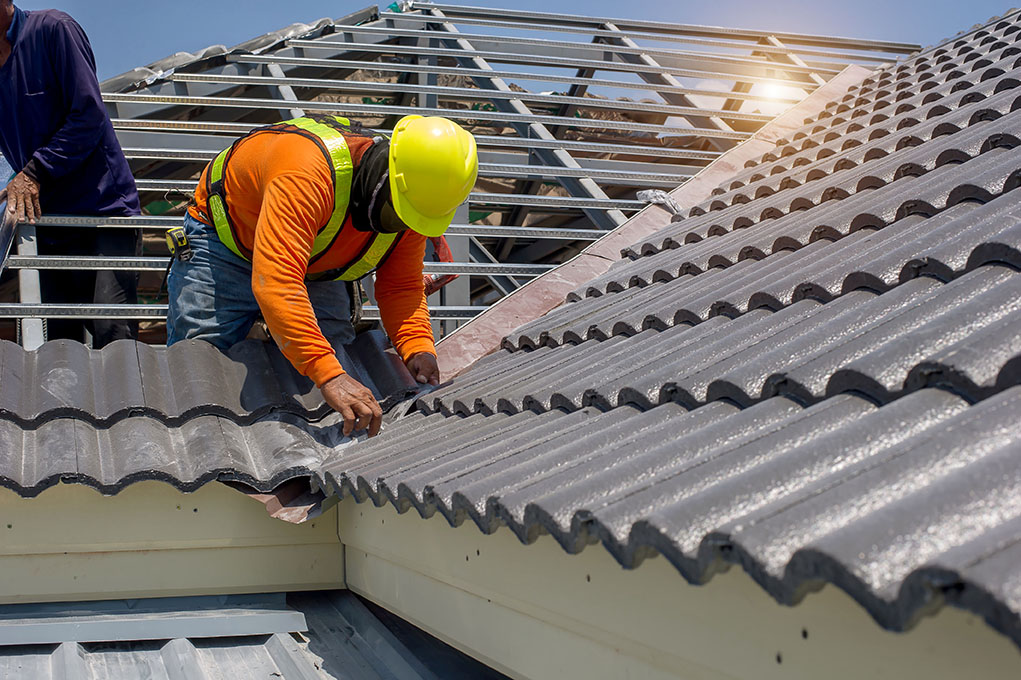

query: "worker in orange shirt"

left=166, top=114, right=477, bottom=438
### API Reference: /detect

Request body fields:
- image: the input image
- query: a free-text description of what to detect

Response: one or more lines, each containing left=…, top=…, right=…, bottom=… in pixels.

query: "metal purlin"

left=404, top=5, right=629, bottom=232
left=4, top=4, right=920, bottom=343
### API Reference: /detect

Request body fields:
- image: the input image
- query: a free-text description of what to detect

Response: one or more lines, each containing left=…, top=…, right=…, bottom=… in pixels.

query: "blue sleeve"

left=29, top=17, right=107, bottom=179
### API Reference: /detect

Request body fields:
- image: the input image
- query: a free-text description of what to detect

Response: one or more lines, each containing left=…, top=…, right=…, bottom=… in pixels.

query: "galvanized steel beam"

left=26, top=215, right=605, bottom=240
left=411, top=3, right=921, bottom=53
left=602, top=23, right=738, bottom=153
left=416, top=6, right=627, bottom=231
left=6, top=256, right=557, bottom=276
left=113, top=123, right=721, bottom=160
left=0, top=303, right=482, bottom=321
left=286, top=38, right=820, bottom=87
left=227, top=53, right=803, bottom=104
left=263, top=62, right=307, bottom=119
left=119, top=156, right=689, bottom=186
left=324, top=22, right=840, bottom=77
left=102, top=92, right=752, bottom=140
left=468, top=237, right=524, bottom=296
left=168, top=72, right=776, bottom=123
left=15, top=224, right=45, bottom=350
left=127, top=179, right=644, bottom=209
left=764, top=35, right=829, bottom=86
left=379, top=11, right=900, bottom=63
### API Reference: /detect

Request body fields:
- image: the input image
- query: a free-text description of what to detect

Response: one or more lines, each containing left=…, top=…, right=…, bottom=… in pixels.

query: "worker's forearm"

left=306, top=353, right=346, bottom=388
left=377, top=289, right=435, bottom=361
left=374, top=233, right=435, bottom=360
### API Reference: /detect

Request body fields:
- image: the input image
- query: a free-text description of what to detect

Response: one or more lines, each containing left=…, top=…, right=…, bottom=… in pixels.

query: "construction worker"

left=167, top=114, right=477, bottom=438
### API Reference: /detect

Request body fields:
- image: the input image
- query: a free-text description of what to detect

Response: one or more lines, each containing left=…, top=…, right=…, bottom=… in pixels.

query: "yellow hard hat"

left=388, top=115, right=478, bottom=238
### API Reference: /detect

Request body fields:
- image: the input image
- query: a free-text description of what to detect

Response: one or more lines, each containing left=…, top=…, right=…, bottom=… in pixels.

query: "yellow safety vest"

left=205, top=115, right=401, bottom=281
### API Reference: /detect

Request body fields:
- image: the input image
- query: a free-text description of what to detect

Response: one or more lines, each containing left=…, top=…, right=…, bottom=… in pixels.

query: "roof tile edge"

left=436, top=63, right=876, bottom=379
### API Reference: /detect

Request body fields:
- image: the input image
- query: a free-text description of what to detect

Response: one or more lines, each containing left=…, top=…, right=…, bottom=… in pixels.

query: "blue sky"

left=12, top=1, right=1015, bottom=81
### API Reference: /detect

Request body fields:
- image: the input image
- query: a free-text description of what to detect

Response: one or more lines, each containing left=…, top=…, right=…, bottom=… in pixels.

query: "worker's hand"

left=3, top=172, right=41, bottom=225
left=406, top=351, right=440, bottom=386
left=321, top=373, right=382, bottom=437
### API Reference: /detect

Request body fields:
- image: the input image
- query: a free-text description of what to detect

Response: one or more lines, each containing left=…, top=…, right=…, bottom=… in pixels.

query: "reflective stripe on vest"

left=205, top=115, right=397, bottom=281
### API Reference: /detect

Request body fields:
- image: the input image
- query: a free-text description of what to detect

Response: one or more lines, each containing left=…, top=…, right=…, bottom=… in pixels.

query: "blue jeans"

left=167, top=213, right=355, bottom=350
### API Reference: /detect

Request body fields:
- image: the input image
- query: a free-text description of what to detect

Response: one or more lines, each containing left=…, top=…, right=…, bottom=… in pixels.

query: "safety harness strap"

left=307, top=231, right=403, bottom=282
left=204, top=115, right=398, bottom=281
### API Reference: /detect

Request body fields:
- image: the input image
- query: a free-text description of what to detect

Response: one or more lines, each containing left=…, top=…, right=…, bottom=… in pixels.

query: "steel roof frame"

left=4, top=3, right=919, bottom=348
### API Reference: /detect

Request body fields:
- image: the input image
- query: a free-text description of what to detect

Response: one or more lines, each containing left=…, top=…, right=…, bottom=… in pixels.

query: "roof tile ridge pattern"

left=620, top=53, right=1021, bottom=259
left=428, top=13, right=1021, bottom=423
left=0, top=410, right=349, bottom=497
left=0, top=331, right=416, bottom=427
left=571, top=115, right=1021, bottom=303
left=0, top=330, right=419, bottom=496
left=681, top=62, right=1021, bottom=218
left=500, top=195, right=1021, bottom=355
left=910, top=7, right=1021, bottom=62
left=434, top=64, right=875, bottom=378
left=423, top=261, right=1021, bottom=418
left=315, top=387, right=1021, bottom=647
left=311, top=13, right=1021, bottom=650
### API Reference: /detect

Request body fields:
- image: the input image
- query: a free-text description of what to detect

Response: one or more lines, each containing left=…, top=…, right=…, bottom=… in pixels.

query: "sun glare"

left=760, top=82, right=788, bottom=101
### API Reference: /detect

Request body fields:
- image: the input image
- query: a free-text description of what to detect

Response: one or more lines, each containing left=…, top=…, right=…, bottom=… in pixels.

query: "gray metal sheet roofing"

left=310, top=8, right=1021, bottom=648
left=0, top=592, right=506, bottom=680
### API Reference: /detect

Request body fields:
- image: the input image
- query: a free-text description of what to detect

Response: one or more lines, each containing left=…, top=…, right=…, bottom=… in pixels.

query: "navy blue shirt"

left=0, top=6, right=139, bottom=216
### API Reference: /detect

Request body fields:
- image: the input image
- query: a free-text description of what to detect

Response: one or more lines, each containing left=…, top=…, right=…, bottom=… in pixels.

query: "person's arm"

left=374, top=233, right=438, bottom=383
left=250, top=173, right=382, bottom=436
left=25, top=16, right=107, bottom=180
left=251, top=173, right=338, bottom=383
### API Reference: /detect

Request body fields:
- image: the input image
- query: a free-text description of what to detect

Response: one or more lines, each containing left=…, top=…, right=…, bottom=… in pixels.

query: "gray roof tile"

left=0, top=412, right=346, bottom=496
left=0, top=330, right=416, bottom=494
left=2, top=5, right=1019, bottom=652
left=626, top=115, right=1021, bottom=261
left=458, top=264, right=1021, bottom=414
left=311, top=9, right=1021, bottom=648
left=317, top=388, right=1021, bottom=640
left=512, top=192, right=1019, bottom=354
left=0, top=330, right=415, bottom=426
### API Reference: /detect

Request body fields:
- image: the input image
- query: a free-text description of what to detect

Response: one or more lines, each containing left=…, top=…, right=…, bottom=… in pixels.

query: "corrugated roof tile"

left=309, top=11, right=1021, bottom=648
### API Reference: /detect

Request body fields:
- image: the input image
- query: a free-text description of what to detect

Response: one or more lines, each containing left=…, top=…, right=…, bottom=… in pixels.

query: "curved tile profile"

left=622, top=53, right=1021, bottom=259
left=0, top=329, right=417, bottom=496
left=0, top=411, right=349, bottom=497
left=0, top=330, right=416, bottom=426
left=2, top=4, right=1016, bottom=655
left=316, top=387, right=1021, bottom=646
left=446, top=265, right=1021, bottom=415
left=309, top=8, right=1021, bottom=651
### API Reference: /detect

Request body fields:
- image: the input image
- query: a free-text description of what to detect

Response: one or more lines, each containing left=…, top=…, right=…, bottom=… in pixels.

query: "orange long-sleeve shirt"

left=189, top=130, right=434, bottom=387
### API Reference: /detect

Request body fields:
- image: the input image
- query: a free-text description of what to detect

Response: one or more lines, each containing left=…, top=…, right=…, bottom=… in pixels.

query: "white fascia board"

left=337, top=498, right=1021, bottom=680
left=0, top=481, right=344, bottom=603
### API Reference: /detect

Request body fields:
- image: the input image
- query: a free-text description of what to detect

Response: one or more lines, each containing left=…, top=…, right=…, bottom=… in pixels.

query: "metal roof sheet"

left=0, top=591, right=506, bottom=680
